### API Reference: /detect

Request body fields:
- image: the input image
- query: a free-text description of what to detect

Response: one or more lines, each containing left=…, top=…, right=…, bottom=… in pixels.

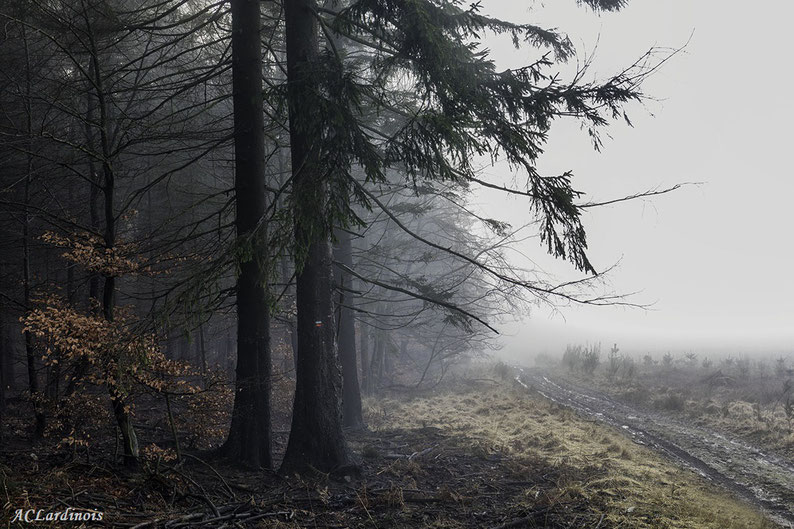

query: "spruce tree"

left=280, top=0, right=657, bottom=474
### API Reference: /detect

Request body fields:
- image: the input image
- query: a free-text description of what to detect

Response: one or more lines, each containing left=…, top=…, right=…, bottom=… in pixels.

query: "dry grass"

left=365, top=379, right=777, bottom=529
left=582, top=364, right=794, bottom=458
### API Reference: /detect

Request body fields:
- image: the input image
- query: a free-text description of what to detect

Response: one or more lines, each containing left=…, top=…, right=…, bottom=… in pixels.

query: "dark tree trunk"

left=220, top=0, right=272, bottom=469
left=102, top=164, right=139, bottom=468
left=198, top=323, right=207, bottom=386
left=65, top=63, right=102, bottom=400
left=0, top=297, right=6, bottom=416
left=225, top=329, right=235, bottom=374
left=23, top=178, right=44, bottom=439
left=359, top=323, right=370, bottom=395
left=0, top=304, right=4, bottom=445
left=384, top=340, right=393, bottom=383
left=280, top=0, right=350, bottom=475
left=282, top=238, right=350, bottom=474
left=84, top=28, right=139, bottom=466
left=280, top=256, right=298, bottom=370
left=372, top=330, right=385, bottom=394
left=333, top=229, right=363, bottom=429
left=22, top=27, right=45, bottom=439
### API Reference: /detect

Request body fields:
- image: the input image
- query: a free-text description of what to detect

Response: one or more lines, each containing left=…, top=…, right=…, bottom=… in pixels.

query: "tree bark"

left=359, top=323, right=370, bottom=395
left=220, top=0, right=272, bottom=469
left=280, top=0, right=351, bottom=475
left=282, top=237, right=350, bottom=474
left=280, top=255, right=298, bottom=370
left=334, top=229, right=364, bottom=429
left=198, top=323, right=207, bottom=386
left=83, top=19, right=140, bottom=466
left=0, top=294, right=6, bottom=417
left=21, top=25, right=45, bottom=439
left=373, top=330, right=385, bottom=394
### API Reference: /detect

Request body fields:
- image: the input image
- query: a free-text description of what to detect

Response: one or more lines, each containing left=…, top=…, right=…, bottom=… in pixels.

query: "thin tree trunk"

left=0, top=295, right=6, bottom=418
left=21, top=25, right=45, bottom=439
left=281, top=0, right=351, bottom=475
left=370, top=329, right=380, bottom=394
left=280, top=256, right=298, bottom=370
left=198, top=323, right=207, bottom=386
left=334, top=229, right=363, bottom=429
left=85, top=26, right=139, bottom=466
left=65, top=62, right=101, bottom=399
left=376, top=332, right=386, bottom=392
left=220, top=0, right=272, bottom=469
left=359, top=323, right=370, bottom=395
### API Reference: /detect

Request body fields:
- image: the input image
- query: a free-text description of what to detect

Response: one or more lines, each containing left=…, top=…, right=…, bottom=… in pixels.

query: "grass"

left=0, top=370, right=779, bottom=528
left=562, top=358, right=794, bottom=458
left=364, top=377, right=778, bottom=529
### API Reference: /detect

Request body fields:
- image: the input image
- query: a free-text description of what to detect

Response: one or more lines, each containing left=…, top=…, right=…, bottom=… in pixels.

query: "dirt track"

left=517, top=368, right=794, bottom=528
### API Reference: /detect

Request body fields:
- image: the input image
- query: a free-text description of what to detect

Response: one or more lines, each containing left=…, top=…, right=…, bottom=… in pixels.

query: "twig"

left=130, top=519, right=163, bottom=529
left=164, top=393, right=182, bottom=463
left=164, top=512, right=204, bottom=528
left=383, top=444, right=437, bottom=460
left=182, top=453, right=236, bottom=500
left=408, top=445, right=436, bottom=461
left=167, top=468, right=220, bottom=517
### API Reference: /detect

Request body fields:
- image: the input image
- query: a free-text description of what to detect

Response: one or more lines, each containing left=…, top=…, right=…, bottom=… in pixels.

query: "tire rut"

left=517, top=368, right=794, bottom=528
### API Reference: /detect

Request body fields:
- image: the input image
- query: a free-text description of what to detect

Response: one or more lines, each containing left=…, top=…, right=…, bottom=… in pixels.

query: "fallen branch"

left=383, top=444, right=438, bottom=460
left=182, top=453, right=236, bottom=500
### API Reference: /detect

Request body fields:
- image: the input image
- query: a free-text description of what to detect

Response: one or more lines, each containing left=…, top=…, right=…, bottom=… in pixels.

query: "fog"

left=474, top=1, right=794, bottom=361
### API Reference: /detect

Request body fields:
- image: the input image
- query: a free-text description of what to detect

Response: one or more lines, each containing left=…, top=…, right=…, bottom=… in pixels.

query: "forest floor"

left=0, top=370, right=781, bottom=528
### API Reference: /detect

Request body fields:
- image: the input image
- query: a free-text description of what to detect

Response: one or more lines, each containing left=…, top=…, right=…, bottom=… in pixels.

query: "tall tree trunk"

left=281, top=0, right=351, bottom=475
left=0, top=305, right=4, bottom=445
left=198, top=323, right=208, bottom=386
left=280, top=256, right=298, bottom=370
left=372, top=330, right=385, bottom=394
left=0, top=294, right=6, bottom=418
left=283, top=238, right=350, bottom=474
left=0, top=272, right=12, bottom=401
left=22, top=25, right=45, bottom=439
left=333, top=229, right=363, bottom=429
left=359, top=323, right=370, bottom=395
left=65, top=64, right=101, bottom=399
left=85, top=28, right=139, bottom=466
left=220, top=0, right=272, bottom=469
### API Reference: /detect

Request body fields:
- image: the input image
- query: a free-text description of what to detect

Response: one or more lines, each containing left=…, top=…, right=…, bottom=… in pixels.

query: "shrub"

left=775, top=357, right=788, bottom=378
left=662, top=352, right=674, bottom=368
left=655, top=394, right=685, bottom=411
left=606, top=344, right=621, bottom=380
left=736, top=358, right=751, bottom=380
left=562, top=345, right=583, bottom=372
left=620, top=356, right=636, bottom=380
left=493, top=361, right=512, bottom=381
left=581, top=344, right=601, bottom=375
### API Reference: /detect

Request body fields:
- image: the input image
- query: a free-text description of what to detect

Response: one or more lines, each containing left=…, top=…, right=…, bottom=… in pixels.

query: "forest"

left=0, top=0, right=784, bottom=528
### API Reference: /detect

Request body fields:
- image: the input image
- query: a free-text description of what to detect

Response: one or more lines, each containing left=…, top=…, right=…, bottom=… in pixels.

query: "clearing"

left=520, top=367, right=794, bottom=527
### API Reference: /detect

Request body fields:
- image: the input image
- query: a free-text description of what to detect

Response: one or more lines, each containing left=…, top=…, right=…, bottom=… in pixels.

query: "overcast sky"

left=472, top=1, right=794, bottom=360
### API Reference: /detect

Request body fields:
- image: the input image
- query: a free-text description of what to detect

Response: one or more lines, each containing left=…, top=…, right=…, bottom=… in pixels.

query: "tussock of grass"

left=364, top=380, right=776, bottom=529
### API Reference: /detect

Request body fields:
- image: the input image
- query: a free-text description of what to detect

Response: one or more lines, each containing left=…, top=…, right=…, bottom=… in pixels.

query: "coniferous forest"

left=0, top=1, right=788, bottom=528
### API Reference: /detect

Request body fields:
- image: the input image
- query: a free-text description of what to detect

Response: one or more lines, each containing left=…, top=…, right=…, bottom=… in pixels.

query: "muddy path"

left=517, top=368, right=794, bottom=528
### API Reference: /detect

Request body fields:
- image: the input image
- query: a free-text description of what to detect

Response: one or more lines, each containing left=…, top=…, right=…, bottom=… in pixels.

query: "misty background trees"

left=0, top=0, right=667, bottom=474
